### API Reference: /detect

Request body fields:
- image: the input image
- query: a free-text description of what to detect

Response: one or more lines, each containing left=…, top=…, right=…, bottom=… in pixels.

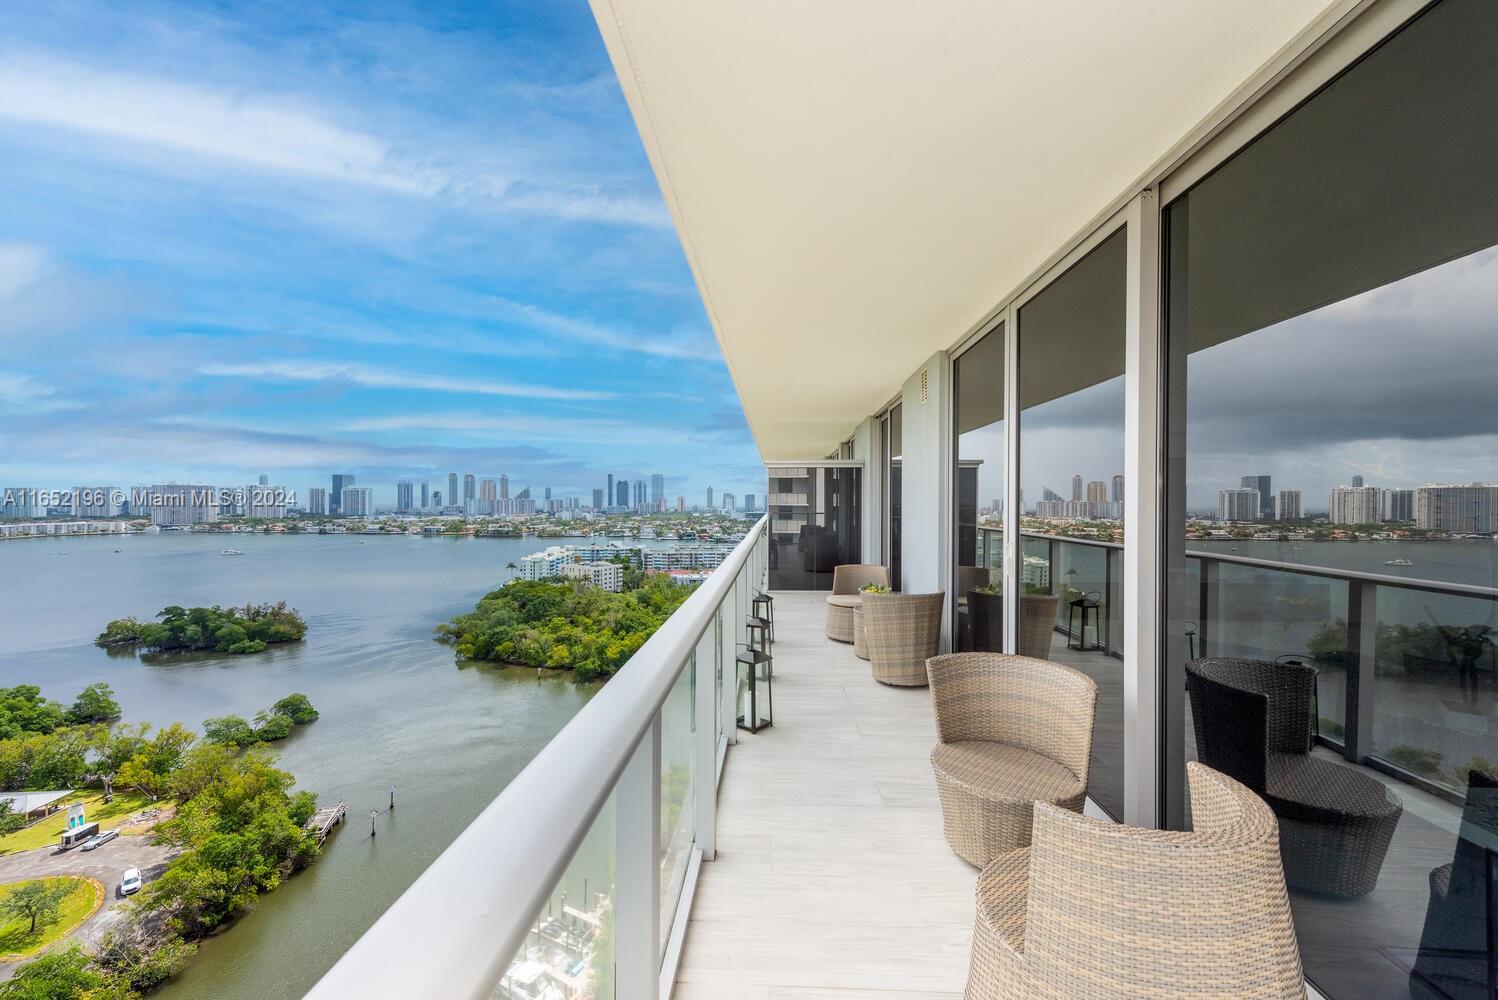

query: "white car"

left=81, top=829, right=119, bottom=851
left=119, top=868, right=141, bottom=896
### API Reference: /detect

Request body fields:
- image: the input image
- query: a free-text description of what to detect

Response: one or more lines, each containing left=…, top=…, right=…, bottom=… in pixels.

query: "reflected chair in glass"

left=1410, top=769, right=1498, bottom=1000
left=927, top=652, right=1096, bottom=866
left=863, top=591, right=943, bottom=687
left=825, top=564, right=889, bottom=643
left=736, top=643, right=772, bottom=733
left=1066, top=590, right=1103, bottom=651
left=970, top=593, right=1060, bottom=659
left=965, top=762, right=1305, bottom=999
left=1186, top=657, right=1403, bottom=897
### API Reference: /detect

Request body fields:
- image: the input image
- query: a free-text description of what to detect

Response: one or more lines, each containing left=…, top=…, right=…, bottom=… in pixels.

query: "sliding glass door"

left=953, top=324, right=1005, bottom=649
left=1163, top=1, right=1498, bottom=995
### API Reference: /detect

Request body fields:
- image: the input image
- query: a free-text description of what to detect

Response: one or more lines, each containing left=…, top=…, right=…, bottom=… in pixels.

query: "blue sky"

left=0, top=0, right=762, bottom=507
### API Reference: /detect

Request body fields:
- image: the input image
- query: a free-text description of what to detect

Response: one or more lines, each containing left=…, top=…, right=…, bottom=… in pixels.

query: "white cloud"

left=198, top=360, right=616, bottom=401
left=335, top=411, right=692, bottom=444
left=0, top=242, right=51, bottom=300
left=490, top=297, right=718, bottom=361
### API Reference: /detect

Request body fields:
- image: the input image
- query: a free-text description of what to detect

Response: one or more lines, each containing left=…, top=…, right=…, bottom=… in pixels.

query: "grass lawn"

left=0, top=877, right=99, bottom=959
left=0, top=790, right=156, bottom=856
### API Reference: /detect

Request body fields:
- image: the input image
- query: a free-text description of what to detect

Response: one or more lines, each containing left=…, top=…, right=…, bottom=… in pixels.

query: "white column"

left=898, top=351, right=955, bottom=647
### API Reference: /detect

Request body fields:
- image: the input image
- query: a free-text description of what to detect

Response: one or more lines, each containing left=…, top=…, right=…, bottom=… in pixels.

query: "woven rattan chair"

left=968, top=593, right=1061, bottom=658
left=928, top=653, right=1097, bottom=866
left=862, top=591, right=943, bottom=686
left=853, top=605, right=869, bottom=660
left=966, top=762, right=1305, bottom=1000
left=1186, top=657, right=1402, bottom=897
left=825, top=564, right=890, bottom=642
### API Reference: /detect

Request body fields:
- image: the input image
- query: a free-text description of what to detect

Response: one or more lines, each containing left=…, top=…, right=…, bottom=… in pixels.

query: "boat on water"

left=221, top=548, right=243, bottom=556
left=1385, top=558, right=1413, bottom=566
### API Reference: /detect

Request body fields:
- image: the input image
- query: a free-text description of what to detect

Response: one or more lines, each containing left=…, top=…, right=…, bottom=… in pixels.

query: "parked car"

left=119, top=868, right=141, bottom=896
left=81, top=829, right=119, bottom=851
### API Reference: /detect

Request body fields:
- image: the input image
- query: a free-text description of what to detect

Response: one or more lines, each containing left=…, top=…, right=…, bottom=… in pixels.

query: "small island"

left=96, top=603, right=308, bottom=655
left=439, top=576, right=693, bottom=681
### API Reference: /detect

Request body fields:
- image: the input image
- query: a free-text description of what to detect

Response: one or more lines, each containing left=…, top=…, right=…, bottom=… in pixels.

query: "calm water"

left=0, top=531, right=677, bottom=999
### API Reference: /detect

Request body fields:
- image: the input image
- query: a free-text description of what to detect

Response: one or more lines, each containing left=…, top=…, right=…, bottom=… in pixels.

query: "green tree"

left=0, top=687, right=67, bottom=740
left=0, top=945, right=130, bottom=1000
left=201, top=717, right=256, bottom=749
left=66, top=684, right=120, bottom=725
left=0, top=880, right=69, bottom=935
left=270, top=693, right=318, bottom=724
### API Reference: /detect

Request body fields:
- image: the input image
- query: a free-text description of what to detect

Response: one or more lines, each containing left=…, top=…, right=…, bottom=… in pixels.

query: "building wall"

left=898, top=350, right=953, bottom=646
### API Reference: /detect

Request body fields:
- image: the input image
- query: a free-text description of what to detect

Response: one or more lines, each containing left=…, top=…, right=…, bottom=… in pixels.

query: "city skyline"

left=0, top=2, right=764, bottom=501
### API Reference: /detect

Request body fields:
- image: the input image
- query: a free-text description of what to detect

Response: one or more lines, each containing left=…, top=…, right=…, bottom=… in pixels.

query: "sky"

left=0, top=0, right=764, bottom=507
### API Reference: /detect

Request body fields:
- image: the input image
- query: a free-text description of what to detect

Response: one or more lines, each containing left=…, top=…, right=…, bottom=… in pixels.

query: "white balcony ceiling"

left=591, top=0, right=1340, bottom=460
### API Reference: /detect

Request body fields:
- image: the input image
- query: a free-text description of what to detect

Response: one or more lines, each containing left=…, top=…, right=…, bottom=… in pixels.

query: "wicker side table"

left=853, top=605, right=869, bottom=660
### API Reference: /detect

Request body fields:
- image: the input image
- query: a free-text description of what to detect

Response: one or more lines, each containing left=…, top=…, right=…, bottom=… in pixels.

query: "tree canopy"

left=437, top=576, right=695, bottom=681
left=95, top=603, right=307, bottom=656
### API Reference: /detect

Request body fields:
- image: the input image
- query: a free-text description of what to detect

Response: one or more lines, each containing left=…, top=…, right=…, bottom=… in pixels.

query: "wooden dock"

left=304, top=800, right=347, bottom=843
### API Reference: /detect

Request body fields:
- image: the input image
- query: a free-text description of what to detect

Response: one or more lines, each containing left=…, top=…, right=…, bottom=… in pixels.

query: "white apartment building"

left=1416, top=482, right=1498, bottom=533
left=306, top=487, right=328, bottom=516
left=71, top=486, right=123, bottom=517
left=518, top=546, right=574, bottom=580
left=145, top=484, right=218, bottom=527
left=339, top=487, right=373, bottom=518
left=1329, top=485, right=1383, bottom=525
left=560, top=561, right=624, bottom=592
left=1275, top=489, right=1302, bottom=521
left=1217, top=488, right=1261, bottom=522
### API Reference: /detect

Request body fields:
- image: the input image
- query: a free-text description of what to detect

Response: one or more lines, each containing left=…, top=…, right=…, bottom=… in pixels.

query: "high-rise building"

left=463, top=474, right=475, bottom=504
left=1071, top=475, right=1083, bottom=501
left=1, top=488, right=37, bottom=519
left=148, top=484, right=219, bottom=527
left=1275, top=490, right=1302, bottom=521
left=448, top=473, right=459, bottom=508
left=1416, top=483, right=1498, bottom=533
left=651, top=474, right=665, bottom=504
left=480, top=479, right=497, bottom=502
left=745, top=493, right=757, bottom=511
left=396, top=481, right=416, bottom=512
left=592, top=488, right=605, bottom=509
left=420, top=482, right=429, bottom=509
left=1218, top=488, right=1260, bottom=522
left=1329, top=485, right=1383, bottom=525
left=72, top=487, right=123, bottom=517
left=1086, top=480, right=1108, bottom=505
left=331, top=473, right=355, bottom=514
left=1240, top=475, right=1273, bottom=520
left=677, top=496, right=685, bottom=511
left=606, top=474, right=614, bottom=508
left=307, top=487, right=328, bottom=515
left=258, top=474, right=269, bottom=486
left=616, top=480, right=630, bottom=507
left=632, top=481, right=645, bottom=507
left=544, top=486, right=552, bottom=501
left=1386, top=489, right=1414, bottom=522
left=722, top=492, right=736, bottom=512
left=1042, top=487, right=1061, bottom=502
left=1351, top=474, right=1364, bottom=487
left=707, top=487, right=715, bottom=509
left=432, top=491, right=442, bottom=508
left=1111, top=474, right=1124, bottom=503
left=341, top=487, right=373, bottom=517
left=500, top=475, right=510, bottom=500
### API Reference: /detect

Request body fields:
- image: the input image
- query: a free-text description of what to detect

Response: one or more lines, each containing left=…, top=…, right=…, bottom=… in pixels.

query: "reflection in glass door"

left=954, top=324, right=1005, bottom=649
left=1016, top=227, right=1127, bottom=820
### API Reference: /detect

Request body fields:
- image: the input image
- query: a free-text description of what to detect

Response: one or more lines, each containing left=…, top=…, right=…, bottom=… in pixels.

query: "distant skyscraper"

left=592, top=488, right=605, bottom=509
left=1387, top=489, right=1414, bottom=522
left=1275, top=490, right=1302, bottom=521
left=651, top=474, right=665, bottom=504
left=1071, top=475, right=1083, bottom=502
left=677, top=496, right=685, bottom=511
left=463, top=474, right=475, bottom=504
left=396, top=481, right=415, bottom=512
left=544, top=486, right=552, bottom=501
left=420, top=482, right=429, bottom=509
left=1042, top=487, right=1061, bottom=502
left=707, top=487, right=715, bottom=509
left=1241, top=475, right=1273, bottom=520
left=632, top=481, right=646, bottom=507
left=745, top=493, right=756, bottom=511
left=433, top=491, right=442, bottom=507
left=1329, top=485, right=1383, bottom=525
left=330, top=474, right=355, bottom=514
left=616, top=480, right=629, bottom=507
left=1218, top=489, right=1260, bottom=522
left=606, top=474, right=614, bottom=507
left=1111, top=474, right=1124, bottom=503
left=1416, top=483, right=1498, bottom=533
left=1086, top=480, right=1108, bottom=505
left=722, top=492, right=736, bottom=512
left=258, top=474, right=269, bottom=486
left=341, top=487, right=373, bottom=517
left=307, top=487, right=328, bottom=515
left=1351, top=475, right=1364, bottom=487
left=499, top=475, right=509, bottom=499
left=480, top=479, right=497, bottom=512
left=448, top=473, right=458, bottom=508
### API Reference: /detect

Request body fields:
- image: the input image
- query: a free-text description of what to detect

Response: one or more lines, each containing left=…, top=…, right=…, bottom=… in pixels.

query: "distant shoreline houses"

left=517, top=542, right=733, bottom=591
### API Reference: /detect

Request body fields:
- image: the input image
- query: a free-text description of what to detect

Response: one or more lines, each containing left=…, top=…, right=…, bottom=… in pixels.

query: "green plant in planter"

left=972, top=583, right=1002, bottom=596
left=860, top=584, right=891, bottom=594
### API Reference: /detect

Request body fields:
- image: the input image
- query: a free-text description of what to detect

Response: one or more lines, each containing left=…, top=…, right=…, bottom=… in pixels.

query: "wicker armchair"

left=1411, top=769, right=1498, bottom=1000
left=862, top=591, right=943, bottom=686
left=825, top=564, right=890, bottom=642
left=1186, top=657, right=1402, bottom=897
left=966, top=762, right=1305, bottom=1000
left=928, top=653, right=1096, bottom=866
left=968, top=593, right=1060, bottom=658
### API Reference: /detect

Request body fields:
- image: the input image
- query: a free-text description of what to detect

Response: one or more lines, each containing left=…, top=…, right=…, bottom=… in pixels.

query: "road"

left=0, top=833, right=178, bottom=973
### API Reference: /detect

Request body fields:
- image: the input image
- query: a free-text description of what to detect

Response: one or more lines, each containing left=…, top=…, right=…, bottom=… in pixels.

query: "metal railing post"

left=615, top=714, right=662, bottom=1000
left=1343, top=579, right=1378, bottom=763
left=1199, top=558, right=1219, bottom=657
left=693, top=647, right=717, bottom=862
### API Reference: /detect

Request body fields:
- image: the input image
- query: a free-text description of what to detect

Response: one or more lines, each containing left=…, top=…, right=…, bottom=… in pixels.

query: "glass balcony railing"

left=306, top=518, right=769, bottom=1000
